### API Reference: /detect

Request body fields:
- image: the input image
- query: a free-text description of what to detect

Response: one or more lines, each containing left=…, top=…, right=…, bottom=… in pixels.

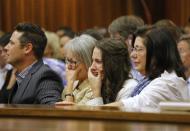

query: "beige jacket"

left=62, top=79, right=93, bottom=105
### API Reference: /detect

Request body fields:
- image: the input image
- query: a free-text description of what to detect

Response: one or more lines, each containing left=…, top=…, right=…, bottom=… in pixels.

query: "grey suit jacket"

left=9, top=60, right=64, bottom=104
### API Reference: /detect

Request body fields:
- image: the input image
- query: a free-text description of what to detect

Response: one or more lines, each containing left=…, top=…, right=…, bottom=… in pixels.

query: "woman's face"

left=177, top=40, right=190, bottom=69
left=91, top=47, right=104, bottom=78
left=65, top=50, right=87, bottom=81
left=130, top=36, right=147, bottom=75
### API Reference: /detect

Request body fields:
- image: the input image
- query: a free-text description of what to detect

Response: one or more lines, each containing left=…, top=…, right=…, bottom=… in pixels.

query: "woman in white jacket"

left=89, top=26, right=189, bottom=109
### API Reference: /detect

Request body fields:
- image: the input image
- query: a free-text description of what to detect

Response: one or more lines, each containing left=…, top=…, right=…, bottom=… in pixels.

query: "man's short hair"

left=15, top=23, right=47, bottom=59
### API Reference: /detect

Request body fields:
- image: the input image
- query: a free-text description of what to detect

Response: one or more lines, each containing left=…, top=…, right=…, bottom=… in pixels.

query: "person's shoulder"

left=124, top=78, right=138, bottom=86
left=34, top=63, right=61, bottom=79
left=149, top=71, right=187, bottom=90
left=154, top=71, right=185, bottom=83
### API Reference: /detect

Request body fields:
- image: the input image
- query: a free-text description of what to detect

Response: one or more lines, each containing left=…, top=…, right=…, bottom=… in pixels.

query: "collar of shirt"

left=16, top=61, right=37, bottom=85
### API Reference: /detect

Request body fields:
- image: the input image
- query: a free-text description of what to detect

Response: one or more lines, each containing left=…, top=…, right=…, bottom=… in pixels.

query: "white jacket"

left=121, top=71, right=189, bottom=110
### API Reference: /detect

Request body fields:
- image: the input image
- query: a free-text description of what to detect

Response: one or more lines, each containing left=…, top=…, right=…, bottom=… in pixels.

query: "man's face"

left=4, top=31, right=25, bottom=67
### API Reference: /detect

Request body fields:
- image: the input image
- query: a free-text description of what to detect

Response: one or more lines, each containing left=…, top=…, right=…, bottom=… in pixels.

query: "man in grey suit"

left=4, top=23, right=64, bottom=104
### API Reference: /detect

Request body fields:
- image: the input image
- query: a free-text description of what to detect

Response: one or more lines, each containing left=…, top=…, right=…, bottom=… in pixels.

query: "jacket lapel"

left=12, top=60, right=43, bottom=103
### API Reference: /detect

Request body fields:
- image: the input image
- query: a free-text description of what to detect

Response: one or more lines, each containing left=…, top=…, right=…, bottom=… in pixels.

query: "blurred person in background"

left=59, top=29, right=75, bottom=62
left=43, top=31, right=67, bottom=86
left=108, top=15, right=145, bottom=82
left=177, top=35, right=190, bottom=96
left=56, top=26, right=75, bottom=39
left=0, top=33, right=16, bottom=103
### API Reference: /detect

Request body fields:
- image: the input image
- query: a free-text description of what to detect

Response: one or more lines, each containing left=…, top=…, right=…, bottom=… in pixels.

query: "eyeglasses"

left=131, top=47, right=145, bottom=53
left=65, top=58, right=81, bottom=65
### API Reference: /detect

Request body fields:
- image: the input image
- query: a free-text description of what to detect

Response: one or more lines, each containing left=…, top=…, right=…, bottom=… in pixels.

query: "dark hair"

left=154, top=19, right=182, bottom=42
left=15, top=22, right=47, bottom=59
left=62, top=30, right=75, bottom=39
left=108, top=15, right=144, bottom=39
left=57, top=26, right=75, bottom=38
left=145, top=27, right=186, bottom=80
left=154, top=19, right=176, bottom=27
left=57, top=26, right=72, bottom=32
left=81, top=29, right=104, bottom=40
left=132, top=25, right=153, bottom=47
left=0, top=32, right=12, bottom=47
left=96, top=38, right=131, bottom=103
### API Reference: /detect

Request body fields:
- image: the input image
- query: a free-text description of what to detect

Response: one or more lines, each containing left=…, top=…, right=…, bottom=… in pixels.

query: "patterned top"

left=62, top=79, right=93, bottom=105
left=15, top=61, right=36, bottom=85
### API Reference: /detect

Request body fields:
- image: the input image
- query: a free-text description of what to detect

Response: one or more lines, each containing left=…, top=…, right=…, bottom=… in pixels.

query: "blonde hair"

left=45, top=31, right=60, bottom=58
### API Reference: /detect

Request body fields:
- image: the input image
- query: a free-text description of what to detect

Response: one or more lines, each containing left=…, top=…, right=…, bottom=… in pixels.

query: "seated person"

left=0, top=33, right=16, bottom=103
left=108, top=15, right=145, bottom=82
left=56, top=26, right=75, bottom=39
left=86, top=38, right=138, bottom=105
left=5, top=23, right=63, bottom=104
left=105, top=26, right=189, bottom=109
left=56, top=35, right=97, bottom=105
left=59, top=30, right=75, bottom=62
left=177, top=35, right=190, bottom=96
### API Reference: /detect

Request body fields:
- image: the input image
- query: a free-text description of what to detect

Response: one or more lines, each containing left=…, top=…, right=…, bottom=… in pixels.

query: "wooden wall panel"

left=0, top=0, right=130, bottom=32
left=165, top=0, right=190, bottom=26
left=0, top=0, right=2, bottom=30
left=1, top=0, right=189, bottom=33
